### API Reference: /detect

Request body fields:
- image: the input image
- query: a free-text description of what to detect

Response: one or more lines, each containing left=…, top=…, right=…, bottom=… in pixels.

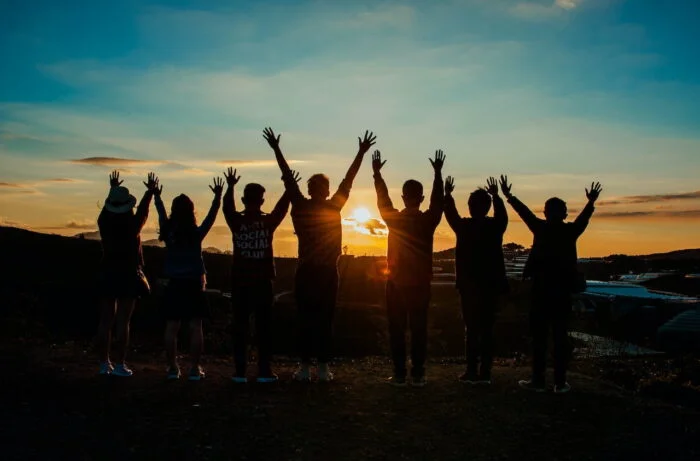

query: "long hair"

left=159, top=194, right=198, bottom=245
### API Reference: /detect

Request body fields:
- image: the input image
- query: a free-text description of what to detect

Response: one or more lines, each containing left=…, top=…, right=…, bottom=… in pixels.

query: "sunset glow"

left=1, top=1, right=698, bottom=257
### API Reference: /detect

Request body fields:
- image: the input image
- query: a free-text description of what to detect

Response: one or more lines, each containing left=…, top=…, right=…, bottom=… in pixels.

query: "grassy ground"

left=2, top=343, right=699, bottom=461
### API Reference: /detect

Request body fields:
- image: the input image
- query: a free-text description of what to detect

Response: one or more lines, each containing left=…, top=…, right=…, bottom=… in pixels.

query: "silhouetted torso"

left=285, top=179, right=350, bottom=268
left=385, top=208, right=442, bottom=286
left=97, top=191, right=152, bottom=273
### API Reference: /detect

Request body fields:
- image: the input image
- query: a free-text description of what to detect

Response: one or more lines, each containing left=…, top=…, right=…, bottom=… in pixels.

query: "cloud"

left=0, top=182, right=22, bottom=188
left=595, top=209, right=700, bottom=219
left=555, top=0, right=580, bottom=9
left=71, top=157, right=164, bottom=167
left=343, top=217, right=388, bottom=236
left=65, top=220, right=97, bottom=229
left=215, top=160, right=306, bottom=168
left=45, top=178, right=80, bottom=183
left=508, top=0, right=583, bottom=21
left=598, top=190, right=700, bottom=206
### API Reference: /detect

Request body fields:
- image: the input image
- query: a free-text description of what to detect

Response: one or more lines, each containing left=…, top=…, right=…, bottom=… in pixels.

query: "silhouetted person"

left=263, top=127, right=376, bottom=382
left=155, top=177, right=223, bottom=381
left=501, top=176, right=602, bottom=394
left=223, top=167, right=299, bottom=384
left=373, top=149, right=445, bottom=387
left=95, top=171, right=158, bottom=377
left=444, top=176, right=508, bottom=385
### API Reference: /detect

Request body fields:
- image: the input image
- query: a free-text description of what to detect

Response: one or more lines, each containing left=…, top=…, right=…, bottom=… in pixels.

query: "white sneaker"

left=293, top=366, right=311, bottom=382
left=112, top=363, right=133, bottom=377
left=98, top=361, right=114, bottom=376
left=188, top=366, right=206, bottom=381
left=554, top=382, right=571, bottom=394
left=318, top=364, right=334, bottom=382
left=167, top=366, right=181, bottom=380
left=231, top=375, right=248, bottom=384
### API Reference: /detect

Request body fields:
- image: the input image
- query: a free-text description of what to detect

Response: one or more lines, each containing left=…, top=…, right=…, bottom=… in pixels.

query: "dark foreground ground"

left=1, top=343, right=699, bottom=461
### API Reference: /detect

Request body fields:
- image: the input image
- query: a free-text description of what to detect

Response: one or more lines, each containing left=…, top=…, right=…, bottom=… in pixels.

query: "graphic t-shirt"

left=223, top=190, right=290, bottom=284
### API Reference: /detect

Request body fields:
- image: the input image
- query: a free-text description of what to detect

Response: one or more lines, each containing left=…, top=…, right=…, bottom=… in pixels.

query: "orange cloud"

left=71, top=157, right=164, bottom=167
left=215, top=160, right=306, bottom=168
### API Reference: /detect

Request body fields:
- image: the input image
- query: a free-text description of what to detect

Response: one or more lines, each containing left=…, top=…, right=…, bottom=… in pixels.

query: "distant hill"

left=639, top=249, right=700, bottom=261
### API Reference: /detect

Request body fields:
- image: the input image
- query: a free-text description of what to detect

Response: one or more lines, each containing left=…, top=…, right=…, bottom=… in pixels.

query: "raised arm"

left=573, top=182, right=602, bottom=237
left=263, top=127, right=292, bottom=176
left=443, top=176, right=461, bottom=232
left=222, top=167, right=242, bottom=230
left=427, top=150, right=445, bottom=227
left=154, top=189, right=169, bottom=233
left=330, top=130, right=377, bottom=209
left=371, top=150, right=398, bottom=222
left=486, top=176, right=508, bottom=234
left=136, top=172, right=159, bottom=232
left=500, top=175, right=541, bottom=233
left=199, top=177, right=224, bottom=240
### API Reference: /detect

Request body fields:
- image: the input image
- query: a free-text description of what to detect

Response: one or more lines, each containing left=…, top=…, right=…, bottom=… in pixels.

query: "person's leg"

left=552, top=292, right=572, bottom=388
left=189, top=318, right=204, bottom=370
left=96, top=298, right=117, bottom=366
left=479, top=295, right=497, bottom=382
left=409, top=285, right=430, bottom=381
left=113, top=298, right=136, bottom=365
left=295, top=268, right=313, bottom=379
left=386, top=282, right=408, bottom=379
left=232, top=285, right=252, bottom=378
left=318, top=269, right=338, bottom=379
left=255, top=281, right=275, bottom=378
left=164, top=320, right=181, bottom=370
left=530, top=288, right=549, bottom=387
left=460, top=289, right=480, bottom=379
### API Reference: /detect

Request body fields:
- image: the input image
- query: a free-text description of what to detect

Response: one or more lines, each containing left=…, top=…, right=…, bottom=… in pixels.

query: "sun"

left=351, top=207, right=371, bottom=224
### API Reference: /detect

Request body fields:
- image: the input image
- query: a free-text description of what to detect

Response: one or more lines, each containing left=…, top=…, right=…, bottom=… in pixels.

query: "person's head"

left=308, top=174, right=330, bottom=200
left=242, top=183, right=266, bottom=212
left=468, top=189, right=492, bottom=218
left=402, top=179, right=424, bottom=209
left=544, top=197, right=568, bottom=223
left=160, top=194, right=197, bottom=242
left=104, top=186, right=136, bottom=216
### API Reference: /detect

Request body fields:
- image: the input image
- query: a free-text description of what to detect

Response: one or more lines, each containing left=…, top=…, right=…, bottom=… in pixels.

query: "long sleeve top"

left=374, top=171, right=443, bottom=286
left=444, top=193, right=509, bottom=293
left=155, top=193, right=221, bottom=278
left=507, top=195, right=595, bottom=287
left=98, top=189, right=153, bottom=273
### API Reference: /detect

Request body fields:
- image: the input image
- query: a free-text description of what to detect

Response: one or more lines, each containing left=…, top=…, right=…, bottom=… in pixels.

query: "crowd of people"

left=95, top=128, right=602, bottom=394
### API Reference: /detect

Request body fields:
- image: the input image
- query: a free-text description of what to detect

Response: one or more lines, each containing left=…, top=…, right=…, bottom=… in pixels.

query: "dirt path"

left=2, top=345, right=699, bottom=461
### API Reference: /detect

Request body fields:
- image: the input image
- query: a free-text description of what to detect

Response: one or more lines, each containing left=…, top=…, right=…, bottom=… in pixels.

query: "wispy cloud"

left=215, top=160, right=306, bottom=168
left=0, top=182, right=22, bottom=188
left=71, top=157, right=165, bottom=167
left=599, top=190, right=700, bottom=206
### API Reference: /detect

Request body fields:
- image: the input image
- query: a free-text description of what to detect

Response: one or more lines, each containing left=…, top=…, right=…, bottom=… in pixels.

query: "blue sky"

left=1, top=0, right=699, bottom=256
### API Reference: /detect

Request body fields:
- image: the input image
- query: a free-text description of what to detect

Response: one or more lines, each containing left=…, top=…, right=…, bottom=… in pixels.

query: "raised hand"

left=143, top=172, right=161, bottom=195
left=372, top=150, right=386, bottom=173
left=445, top=176, right=455, bottom=195
left=429, top=149, right=446, bottom=172
left=224, top=167, right=241, bottom=186
left=358, top=130, right=377, bottom=154
left=289, top=170, right=302, bottom=183
left=109, top=170, right=123, bottom=187
left=586, top=181, right=603, bottom=202
left=210, top=177, right=225, bottom=195
left=499, top=175, right=512, bottom=198
left=262, top=127, right=281, bottom=149
left=486, top=177, right=499, bottom=196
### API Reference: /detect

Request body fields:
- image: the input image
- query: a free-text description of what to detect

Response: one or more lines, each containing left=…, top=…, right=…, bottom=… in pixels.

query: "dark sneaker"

left=554, top=382, right=571, bottom=394
left=293, top=367, right=311, bottom=382
left=387, top=376, right=408, bottom=388
left=188, top=366, right=205, bottom=382
left=459, top=372, right=479, bottom=385
left=518, top=379, right=546, bottom=393
left=112, top=363, right=133, bottom=377
left=411, top=376, right=427, bottom=388
left=166, top=366, right=181, bottom=380
left=256, top=373, right=279, bottom=384
left=98, top=361, right=114, bottom=376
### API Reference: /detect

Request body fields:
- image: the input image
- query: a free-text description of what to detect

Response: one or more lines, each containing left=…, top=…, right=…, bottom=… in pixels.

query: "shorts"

left=162, top=277, right=210, bottom=321
left=98, top=268, right=151, bottom=299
